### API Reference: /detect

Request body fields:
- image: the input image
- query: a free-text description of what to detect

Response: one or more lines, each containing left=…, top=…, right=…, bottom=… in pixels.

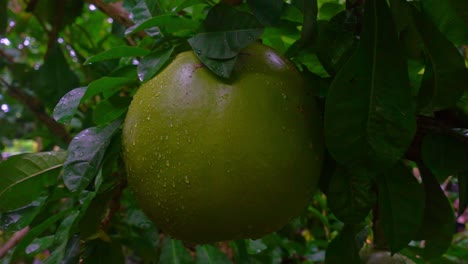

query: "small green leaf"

left=421, top=133, right=468, bottom=182
left=159, top=237, right=194, bottom=264
left=325, top=225, right=361, bottom=264
left=24, top=236, right=54, bottom=256
left=324, top=0, right=416, bottom=174
left=63, top=119, right=122, bottom=192
left=85, top=46, right=150, bottom=64
left=188, top=29, right=263, bottom=60
left=417, top=168, right=455, bottom=259
left=196, top=244, right=232, bottom=264
left=412, top=7, right=468, bottom=112
left=53, top=87, right=87, bottom=124
left=0, top=151, right=67, bottom=211
left=318, top=2, right=345, bottom=21
left=82, top=77, right=136, bottom=102
left=125, top=14, right=199, bottom=36
left=44, top=211, right=80, bottom=264
left=247, top=0, right=283, bottom=26
left=328, top=166, right=376, bottom=224
left=137, top=46, right=174, bottom=82
left=377, top=162, right=425, bottom=253
left=0, top=197, right=46, bottom=232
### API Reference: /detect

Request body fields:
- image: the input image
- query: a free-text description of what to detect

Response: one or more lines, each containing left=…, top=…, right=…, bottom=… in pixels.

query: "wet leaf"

left=126, top=14, right=198, bottom=36
left=0, top=197, right=46, bottom=232
left=63, top=119, right=122, bottom=192
left=0, top=151, right=67, bottom=211
left=53, top=87, right=87, bottom=124
left=137, top=46, right=174, bottom=82
left=84, top=46, right=149, bottom=64
left=195, top=55, right=238, bottom=79
left=247, top=0, right=283, bottom=26
left=44, top=211, right=80, bottom=264
left=82, top=77, right=136, bottom=102
left=324, top=0, right=416, bottom=174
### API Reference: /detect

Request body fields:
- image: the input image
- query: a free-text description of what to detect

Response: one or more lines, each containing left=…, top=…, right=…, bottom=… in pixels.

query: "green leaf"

left=196, top=244, right=232, bottom=264
left=53, top=87, right=87, bottom=124
left=78, top=191, right=114, bottom=240
left=327, top=166, right=376, bottom=224
left=412, top=7, right=468, bottom=112
left=247, top=0, right=283, bottom=26
left=195, top=55, right=238, bottom=79
left=159, top=237, right=194, bottom=264
left=24, top=236, right=54, bottom=257
left=12, top=209, right=71, bottom=260
left=0, top=151, right=67, bottom=211
left=137, top=46, right=174, bottom=82
left=377, top=162, right=425, bottom=253
left=82, top=77, right=136, bottom=102
left=203, top=4, right=262, bottom=32
left=417, top=168, right=455, bottom=260
left=92, top=96, right=129, bottom=125
left=125, top=14, right=199, bottom=36
left=324, top=0, right=416, bottom=174
left=188, top=29, right=263, bottom=59
left=44, top=211, right=80, bottom=264
left=318, top=2, right=345, bottom=21
left=63, top=119, right=122, bottom=192
left=82, top=239, right=125, bottom=264
left=84, top=46, right=150, bottom=64
left=61, top=235, right=81, bottom=264
left=34, top=46, right=80, bottom=108
left=324, top=225, right=361, bottom=264
left=421, top=133, right=468, bottom=182
left=0, top=197, right=46, bottom=232
left=421, top=0, right=468, bottom=45
left=246, top=239, right=267, bottom=254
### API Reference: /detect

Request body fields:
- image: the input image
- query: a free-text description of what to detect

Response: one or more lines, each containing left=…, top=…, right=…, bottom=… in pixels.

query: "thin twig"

left=0, top=226, right=30, bottom=259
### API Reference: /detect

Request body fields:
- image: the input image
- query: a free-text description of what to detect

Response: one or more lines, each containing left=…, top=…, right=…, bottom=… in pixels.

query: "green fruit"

left=122, top=42, right=323, bottom=243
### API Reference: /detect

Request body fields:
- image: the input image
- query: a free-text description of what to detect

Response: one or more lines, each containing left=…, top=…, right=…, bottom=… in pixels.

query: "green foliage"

left=0, top=0, right=467, bottom=263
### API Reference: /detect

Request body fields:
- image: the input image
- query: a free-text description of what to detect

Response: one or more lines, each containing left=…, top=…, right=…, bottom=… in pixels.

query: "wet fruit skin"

left=122, top=42, right=323, bottom=243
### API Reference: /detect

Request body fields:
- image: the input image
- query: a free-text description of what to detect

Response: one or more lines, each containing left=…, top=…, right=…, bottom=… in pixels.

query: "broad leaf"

left=377, top=162, right=425, bottom=253
left=34, top=46, right=80, bottom=108
left=195, top=55, right=238, bottom=79
left=0, top=151, right=67, bottom=211
left=196, top=244, right=232, bottom=264
left=44, top=211, right=80, bottom=264
left=137, top=46, right=174, bottom=82
left=24, top=236, right=54, bottom=257
left=84, top=46, right=149, bottom=64
left=328, top=166, right=375, bottom=224
left=324, top=0, right=416, bottom=174
left=82, top=77, right=136, bottom=102
left=324, top=225, right=361, bottom=264
left=203, top=4, right=262, bottom=32
left=421, top=133, right=468, bottom=182
left=412, top=7, right=468, bottom=112
left=421, top=0, right=468, bottom=45
left=417, top=168, right=455, bottom=259
left=53, top=87, right=87, bottom=124
left=92, top=96, right=130, bottom=125
left=126, top=14, right=199, bottom=36
left=247, top=0, right=283, bottom=26
left=0, top=197, right=46, bottom=232
left=63, top=119, right=122, bottom=192
left=159, top=238, right=194, bottom=263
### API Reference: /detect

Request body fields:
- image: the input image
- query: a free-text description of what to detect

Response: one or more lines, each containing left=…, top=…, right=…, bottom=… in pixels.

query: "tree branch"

left=0, top=226, right=30, bottom=259
left=0, top=79, right=72, bottom=144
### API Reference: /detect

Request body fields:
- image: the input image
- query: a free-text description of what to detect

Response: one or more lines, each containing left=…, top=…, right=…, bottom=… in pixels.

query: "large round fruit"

left=122, top=42, right=323, bottom=243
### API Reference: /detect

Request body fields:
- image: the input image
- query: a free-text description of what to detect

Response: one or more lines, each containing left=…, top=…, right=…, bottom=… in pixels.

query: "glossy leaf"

left=34, top=46, right=80, bottom=108
left=196, top=244, right=232, bottom=264
left=195, top=55, right=238, bottom=79
left=377, top=162, right=425, bottom=253
left=0, top=196, right=46, bottom=232
left=417, top=168, right=455, bottom=259
left=92, top=96, right=129, bottom=125
left=53, top=87, right=87, bottom=124
left=25, top=236, right=54, bottom=256
left=203, top=4, right=262, bottom=32
left=247, top=0, right=283, bottom=26
left=421, top=0, right=468, bottom=45
left=84, top=46, right=150, bottom=64
left=412, top=7, right=468, bottom=112
left=82, top=77, right=136, bottom=102
left=421, top=133, right=468, bottom=182
left=0, top=151, right=67, bottom=211
left=159, top=237, right=194, bottom=263
left=324, top=225, right=361, bottom=264
left=328, top=166, right=375, bottom=224
left=137, top=46, right=174, bottom=82
left=324, top=0, right=416, bottom=174
left=125, top=14, right=198, bottom=36
left=12, top=209, right=71, bottom=259
left=129, top=0, right=160, bottom=37
left=61, top=235, right=81, bottom=264
left=63, top=119, right=122, bottom=192
left=44, top=211, right=80, bottom=264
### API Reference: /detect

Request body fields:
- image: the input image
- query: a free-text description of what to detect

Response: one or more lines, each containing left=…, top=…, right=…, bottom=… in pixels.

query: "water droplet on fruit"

left=184, top=176, right=190, bottom=184
left=281, top=93, right=287, bottom=99
left=166, top=160, right=170, bottom=167
left=146, top=115, right=151, bottom=120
